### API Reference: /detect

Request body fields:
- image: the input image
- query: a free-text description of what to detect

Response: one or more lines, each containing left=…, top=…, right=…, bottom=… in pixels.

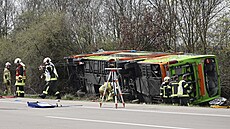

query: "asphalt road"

left=0, top=98, right=229, bottom=129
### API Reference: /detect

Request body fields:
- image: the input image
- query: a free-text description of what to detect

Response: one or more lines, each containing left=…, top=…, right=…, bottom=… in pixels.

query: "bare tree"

left=174, top=0, right=224, bottom=53
left=0, top=0, right=16, bottom=38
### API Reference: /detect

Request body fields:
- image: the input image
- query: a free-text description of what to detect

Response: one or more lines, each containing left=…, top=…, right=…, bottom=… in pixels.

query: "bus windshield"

left=204, top=58, right=218, bottom=97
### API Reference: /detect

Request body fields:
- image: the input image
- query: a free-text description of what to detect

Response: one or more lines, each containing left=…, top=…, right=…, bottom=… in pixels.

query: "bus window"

left=204, top=58, right=218, bottom=97
left=163, top=64, right=170, bottom=76
left=85, top=61, right=90, bottom=73
left=169, top=65, right=183, bottom=77
left=151, top=64, right=161, bottom=77
left=170, top=63, right=196, bottom=97
left=184, top=64, right=196, bottom=97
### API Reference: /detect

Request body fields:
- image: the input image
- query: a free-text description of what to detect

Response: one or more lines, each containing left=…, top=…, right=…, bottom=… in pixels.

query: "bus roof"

left=68, top=50, right=135, bottom=59
left=82, top=51, right=171, bottom=61
left=139, top=54, right=216, bottom=64
left=111, top=52, right=167, bottom=57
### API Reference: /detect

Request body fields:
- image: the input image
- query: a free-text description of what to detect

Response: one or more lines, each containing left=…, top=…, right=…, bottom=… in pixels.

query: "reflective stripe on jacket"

left=3, top=68, right=11, bottom=84
left=170, top=81, right=179, bottom=97
left=178, top=80, right=189, bottom=97
left=44, top=62, right=58, bottom=81
left=15, top=63, right=26, bottom=86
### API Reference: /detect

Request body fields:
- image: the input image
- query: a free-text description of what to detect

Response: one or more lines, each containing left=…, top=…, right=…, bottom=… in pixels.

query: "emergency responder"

left=3, top=62, right=12, bottom=95
left=169, top=75, right=179, bottom=104
left=14, top=58, right=26, bottom=97
left=160, top=76, right=172, bottom=103
left=99, top=82, right=113, bottom=101
left=178, top=74, right=192, bottom=106
left=39, top=57, right=61, bottom=99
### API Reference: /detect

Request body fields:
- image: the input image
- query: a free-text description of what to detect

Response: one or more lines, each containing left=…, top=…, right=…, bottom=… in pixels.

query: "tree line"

left=0, top=0, right=229, bottom=99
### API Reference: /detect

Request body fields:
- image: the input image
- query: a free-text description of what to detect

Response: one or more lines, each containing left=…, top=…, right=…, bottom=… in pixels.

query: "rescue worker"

left=14, top=58, right=26, bottom=97
left=160, top=76, right=172, bottom=103
left=39, top=57, right=61, bottom=99
left=178, top=74, right=192, bottom=106
left=99, top=82, right=113, bottom=101
left=3, top=62, right=12, bottom=95
left=169, top=75, right=179, bottom=104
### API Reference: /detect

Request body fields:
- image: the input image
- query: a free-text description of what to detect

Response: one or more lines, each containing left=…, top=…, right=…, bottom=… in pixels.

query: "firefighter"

left=160, top=76, right=172, bottom=103
left=169, top=75, right=179, bottom=104
left=99, top=82, right=113, bottom=101
left=14, top=58, right=26, bottom=97
left=39, top=57, right=61, bottom=99
left=178, top=74, right=192, bottom=106
left=3, top=62, right=12, bottom=95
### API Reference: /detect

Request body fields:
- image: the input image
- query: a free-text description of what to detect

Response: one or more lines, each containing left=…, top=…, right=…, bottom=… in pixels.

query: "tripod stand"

left=100, top=68, right=125, bottom=108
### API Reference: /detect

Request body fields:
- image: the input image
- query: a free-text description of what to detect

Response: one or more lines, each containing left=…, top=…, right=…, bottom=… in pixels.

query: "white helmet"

left=5, top=62, right=11, bottom=67
left=14, top=58, right=21, bottom=64
left=182, top=74, right=188, bottom=79
left=164, top=76, right=170, bottom=82
left=43, top=57, right=51, bottom=64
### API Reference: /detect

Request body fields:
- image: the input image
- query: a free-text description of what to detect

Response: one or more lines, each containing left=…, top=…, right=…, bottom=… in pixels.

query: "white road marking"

left=1, top=99, right=229, bottom=118
left=46, top=116, right=192, bottom=129
left=0, top=100, right=25, bottom=104
left=80, top=106, right=230, bottom=118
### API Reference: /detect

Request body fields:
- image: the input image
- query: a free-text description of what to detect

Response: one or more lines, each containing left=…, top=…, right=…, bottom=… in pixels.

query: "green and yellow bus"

left=65, top=50, right=220, bottom=105
left=137, top=54, right=220, bottom=104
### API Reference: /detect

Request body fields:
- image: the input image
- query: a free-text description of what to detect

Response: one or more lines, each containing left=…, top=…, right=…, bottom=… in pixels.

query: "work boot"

left=39, top=93, right=46, bottom=99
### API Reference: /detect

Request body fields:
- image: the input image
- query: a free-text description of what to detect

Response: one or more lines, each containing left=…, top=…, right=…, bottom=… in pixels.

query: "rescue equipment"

left=27, top=100, right=62, bottom=108
left=100, top=67, right=125, bottom=108
left=27, top=101, right=56, bottom=108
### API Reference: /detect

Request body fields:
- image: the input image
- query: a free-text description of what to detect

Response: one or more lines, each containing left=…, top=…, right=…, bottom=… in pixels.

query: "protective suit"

left=99, top=82, right=113, bottom=101
left=14, top=58, right=26, bottom=97
left=3, top=62, right=12, bottom=95
left=39, top=57, right=61, bottom=99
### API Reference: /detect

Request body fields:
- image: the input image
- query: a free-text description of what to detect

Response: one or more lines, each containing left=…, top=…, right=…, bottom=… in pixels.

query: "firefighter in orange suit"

left=14, top=58, right=26, bottom=97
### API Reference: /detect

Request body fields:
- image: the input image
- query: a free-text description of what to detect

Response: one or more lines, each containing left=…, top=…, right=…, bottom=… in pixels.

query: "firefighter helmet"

left=182, top=74, right=187, bottom=80
left=14, top=58, right=21, bottom=64
left=172, top=75, right=178, bottom=81
left=43, top=57, right=51, bottom=64
left=5, top=62, right=11, bottom=67
left=164, top=76, right=170, bottom=82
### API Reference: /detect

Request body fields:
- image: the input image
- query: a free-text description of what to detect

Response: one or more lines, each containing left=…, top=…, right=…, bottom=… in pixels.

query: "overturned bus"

left=64, top=50, right=220, bottom=105
left=136, top=54, right=220, bottom=104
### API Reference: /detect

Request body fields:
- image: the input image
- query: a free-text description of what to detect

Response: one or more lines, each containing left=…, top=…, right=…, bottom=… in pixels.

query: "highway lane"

left=0, top=98, right=229, bottom=129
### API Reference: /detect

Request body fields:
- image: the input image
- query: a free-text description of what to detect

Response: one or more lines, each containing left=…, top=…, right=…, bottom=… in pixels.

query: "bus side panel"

left=198, top=64, right=205, bottom=96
